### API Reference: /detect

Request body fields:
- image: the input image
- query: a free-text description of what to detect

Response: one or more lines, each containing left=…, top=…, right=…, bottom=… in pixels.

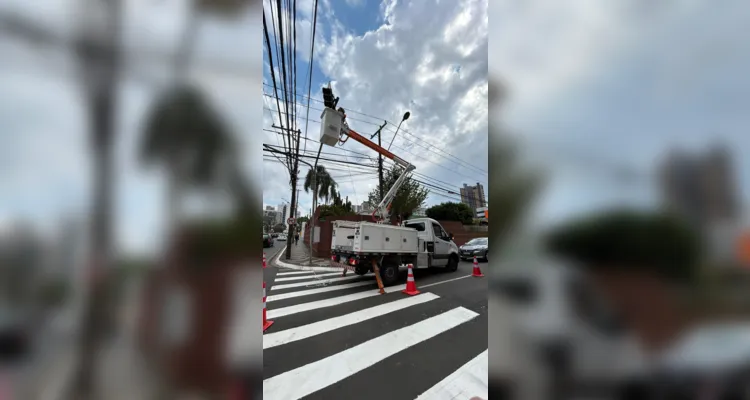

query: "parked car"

left=459, top=237, right=488, bottom=262
left=263, top=234, right=274, bottom=248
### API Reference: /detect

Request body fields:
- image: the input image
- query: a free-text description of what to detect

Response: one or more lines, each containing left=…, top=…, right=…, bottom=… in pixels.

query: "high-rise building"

left=659, top=145, right=738, bottom=232
left=277, top=203, right=289, bottom=225
left=460, top=182, right=486, bottom=210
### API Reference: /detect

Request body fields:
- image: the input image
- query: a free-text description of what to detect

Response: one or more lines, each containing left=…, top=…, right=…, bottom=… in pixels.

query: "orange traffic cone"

left=472, top=256, right=484, bottom=277
left=402, top=264, right=421, bottom=296
left=263, top=252, right=267, bottom=268
left=263, top=281, right=274, bottom=332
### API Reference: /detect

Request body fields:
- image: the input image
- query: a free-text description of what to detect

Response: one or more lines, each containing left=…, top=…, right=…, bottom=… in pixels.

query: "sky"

left=4, top=0, right=750, bottom=256
left=0, top=0, right=263, bottom=256
left=261, top=0, right=490, bottom=216
left=490, top=0, right=750, bottom=227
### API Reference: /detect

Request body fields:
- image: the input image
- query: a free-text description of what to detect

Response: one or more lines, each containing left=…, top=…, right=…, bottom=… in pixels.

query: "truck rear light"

left=349, top=258, right=358, bottom=266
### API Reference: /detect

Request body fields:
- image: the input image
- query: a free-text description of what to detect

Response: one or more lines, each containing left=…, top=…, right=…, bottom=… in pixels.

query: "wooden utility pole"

left=370, top=121, right=387, bottom=201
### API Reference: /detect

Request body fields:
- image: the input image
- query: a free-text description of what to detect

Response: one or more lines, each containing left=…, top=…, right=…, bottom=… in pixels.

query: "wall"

left=138, top=231, right=250, bottom=395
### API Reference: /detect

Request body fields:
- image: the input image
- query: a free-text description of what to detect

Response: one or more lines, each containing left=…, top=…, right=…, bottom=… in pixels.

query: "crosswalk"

left=263, top=267, right=488, bottom=400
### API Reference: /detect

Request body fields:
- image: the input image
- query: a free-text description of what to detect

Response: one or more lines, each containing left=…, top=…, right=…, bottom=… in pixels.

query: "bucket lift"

left=319, top=86, right=415, bottom=223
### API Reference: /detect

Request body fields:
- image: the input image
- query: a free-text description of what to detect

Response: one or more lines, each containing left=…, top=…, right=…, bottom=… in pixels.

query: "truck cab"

left=402, top=217, right=459, bottom=269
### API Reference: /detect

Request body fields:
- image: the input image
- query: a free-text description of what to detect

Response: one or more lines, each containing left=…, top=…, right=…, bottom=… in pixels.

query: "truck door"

left=430, top=222, right=451, bottom=267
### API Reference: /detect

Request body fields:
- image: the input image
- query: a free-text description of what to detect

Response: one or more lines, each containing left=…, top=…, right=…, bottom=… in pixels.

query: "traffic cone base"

left=263, top=319, right=275, bottom=331
left=472, top=256, right=484, bottom=277
left=263, top=281, right=274, bottom=332
left=402, top=264, right=421, bottom=296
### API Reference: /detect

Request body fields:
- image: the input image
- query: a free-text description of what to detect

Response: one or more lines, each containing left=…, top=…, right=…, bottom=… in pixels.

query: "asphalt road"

left=262, top=243, right=488, bottom=400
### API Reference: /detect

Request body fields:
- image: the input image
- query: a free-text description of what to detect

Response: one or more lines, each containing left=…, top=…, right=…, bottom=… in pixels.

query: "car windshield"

left=466, top=238, right=487, bottom=245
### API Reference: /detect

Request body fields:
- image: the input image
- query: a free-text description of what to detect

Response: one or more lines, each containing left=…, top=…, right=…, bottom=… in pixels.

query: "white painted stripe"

left=274, top=272, right=341, bottom=282
left=420, top=274, right=472, bottom=289
left=270, top=275, right=373, bottom=291
left=263, top=293, right=440, bottom=349
left=415, top=349, right=488, bottom=400
left=266, top=281, right=375, bottom=302
left=276, top=270, right=320, bottom=276
left=263, top=307, right=480, bottom=400
left=267, top=284, right=408, bottom=319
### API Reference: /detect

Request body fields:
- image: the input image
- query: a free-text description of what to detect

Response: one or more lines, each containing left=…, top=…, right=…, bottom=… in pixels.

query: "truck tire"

left=446, top=255, right=459, bottom=272
left=483, top=251, right=488, bottom=263
left=379, top=262, right=400, bottom=286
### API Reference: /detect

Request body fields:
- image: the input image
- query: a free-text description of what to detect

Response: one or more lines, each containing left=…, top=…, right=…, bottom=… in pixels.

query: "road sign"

left=287, top=218, right=296, bottom=225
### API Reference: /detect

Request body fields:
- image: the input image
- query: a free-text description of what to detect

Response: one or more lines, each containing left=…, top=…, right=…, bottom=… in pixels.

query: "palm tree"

left=140, top=84, right=234, bottom=218
left=303, top=165, right=338, bottom=205
left=138, top=83, right=235, bottom=398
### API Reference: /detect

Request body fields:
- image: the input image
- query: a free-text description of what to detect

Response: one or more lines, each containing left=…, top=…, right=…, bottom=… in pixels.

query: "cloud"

left=490, top=0, right=750, bottom=224
left=263, top=0, right=489, bottom=215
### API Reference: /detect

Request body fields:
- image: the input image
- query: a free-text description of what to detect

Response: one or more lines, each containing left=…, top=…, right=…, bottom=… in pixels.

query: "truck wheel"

left=379, top=263, right=400, bottom=286
left=446, top=255, right=459, bottom=272
left=483, top=251, right=489, bottom=263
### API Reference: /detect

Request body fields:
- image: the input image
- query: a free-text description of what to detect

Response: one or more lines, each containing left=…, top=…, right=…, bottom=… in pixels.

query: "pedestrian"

left=294, top=232, right=300, bottom=246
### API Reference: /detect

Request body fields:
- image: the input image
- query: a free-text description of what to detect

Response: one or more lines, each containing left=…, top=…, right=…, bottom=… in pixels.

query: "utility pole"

left=370, top=121, right=387, bottom=202
left=285, top=129, right=302, bottom=260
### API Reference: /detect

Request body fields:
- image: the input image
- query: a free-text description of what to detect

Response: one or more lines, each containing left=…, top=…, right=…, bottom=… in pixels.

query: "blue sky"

left=262, top=0, right=490, bottom=215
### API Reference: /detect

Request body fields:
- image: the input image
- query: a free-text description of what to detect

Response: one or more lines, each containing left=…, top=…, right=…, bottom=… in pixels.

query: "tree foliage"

left=544, top=208, right=702, bottom=281
left=304, top=165, right=338, bottom=204
left=273, top=223, right=287, bottom=233
left=426, top=202, right=474, bottom=224
left=366, top=165, right=429, bottom=220
left=140, top=84, right=235, bottom=191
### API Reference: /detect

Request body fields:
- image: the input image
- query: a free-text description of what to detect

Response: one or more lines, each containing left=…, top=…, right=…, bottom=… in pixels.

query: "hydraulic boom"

left=320, top=106, right=415, bottom=223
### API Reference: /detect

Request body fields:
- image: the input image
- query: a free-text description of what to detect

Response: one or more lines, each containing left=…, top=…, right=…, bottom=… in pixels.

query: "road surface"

left=262, top=244, right=488, bottom=400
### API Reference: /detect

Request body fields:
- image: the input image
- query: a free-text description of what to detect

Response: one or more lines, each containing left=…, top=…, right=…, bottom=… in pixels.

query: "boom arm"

left=325, top=108, right=415, bottom=222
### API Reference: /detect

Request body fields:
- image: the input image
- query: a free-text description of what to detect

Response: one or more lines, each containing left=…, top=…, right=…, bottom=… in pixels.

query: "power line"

left=261, top=84, right=489, bottom=175
left=262, top=94, right=489, bottom=178
left=301, top=0, right=319, bottom=155
left=264, top=105, right=488, bottom=184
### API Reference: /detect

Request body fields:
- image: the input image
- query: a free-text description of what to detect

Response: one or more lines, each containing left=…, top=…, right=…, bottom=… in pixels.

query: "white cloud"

left=263, top=0, right=489, bottom=214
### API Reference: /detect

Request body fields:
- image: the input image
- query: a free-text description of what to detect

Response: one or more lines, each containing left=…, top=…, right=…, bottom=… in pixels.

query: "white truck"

left=331, top=217, right=460, bottom=286
left=319, top=92, right=460, bottom=287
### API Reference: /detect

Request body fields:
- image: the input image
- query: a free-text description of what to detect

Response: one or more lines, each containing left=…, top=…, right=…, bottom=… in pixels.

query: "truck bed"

left=351, top=222, right=419, bottom=255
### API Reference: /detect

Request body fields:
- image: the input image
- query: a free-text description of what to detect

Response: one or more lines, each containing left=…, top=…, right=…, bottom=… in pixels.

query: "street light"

left=387, top=111, right=410, bottom=151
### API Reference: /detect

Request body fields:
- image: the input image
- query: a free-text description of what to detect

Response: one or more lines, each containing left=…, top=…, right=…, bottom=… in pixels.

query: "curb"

left=271, top=246, right=341, bottom=273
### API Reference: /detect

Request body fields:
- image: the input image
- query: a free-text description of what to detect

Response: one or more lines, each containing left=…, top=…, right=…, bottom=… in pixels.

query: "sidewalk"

left=272, top=241, right=330, bottom=269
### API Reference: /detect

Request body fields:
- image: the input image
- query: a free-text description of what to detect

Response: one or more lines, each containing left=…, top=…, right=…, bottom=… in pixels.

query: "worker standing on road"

left=294, top=232, right=300, bottom=246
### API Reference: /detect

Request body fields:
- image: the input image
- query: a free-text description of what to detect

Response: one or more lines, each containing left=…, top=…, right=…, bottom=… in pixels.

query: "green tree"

left=545, top=208, right=702, bottom=281
left=263, top=214, right=276, bottom=232
left=426, top=202, right=474, bottom=224
left=273, top=223, right=287, bottom=233
left=304, top=165, right=339, bottom=205
left=367, top=164, right=429, bottom=220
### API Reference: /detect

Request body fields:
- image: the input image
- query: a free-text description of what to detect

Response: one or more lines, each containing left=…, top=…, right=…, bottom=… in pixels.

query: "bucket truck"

left=319, top=91, right=460, bottom=289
